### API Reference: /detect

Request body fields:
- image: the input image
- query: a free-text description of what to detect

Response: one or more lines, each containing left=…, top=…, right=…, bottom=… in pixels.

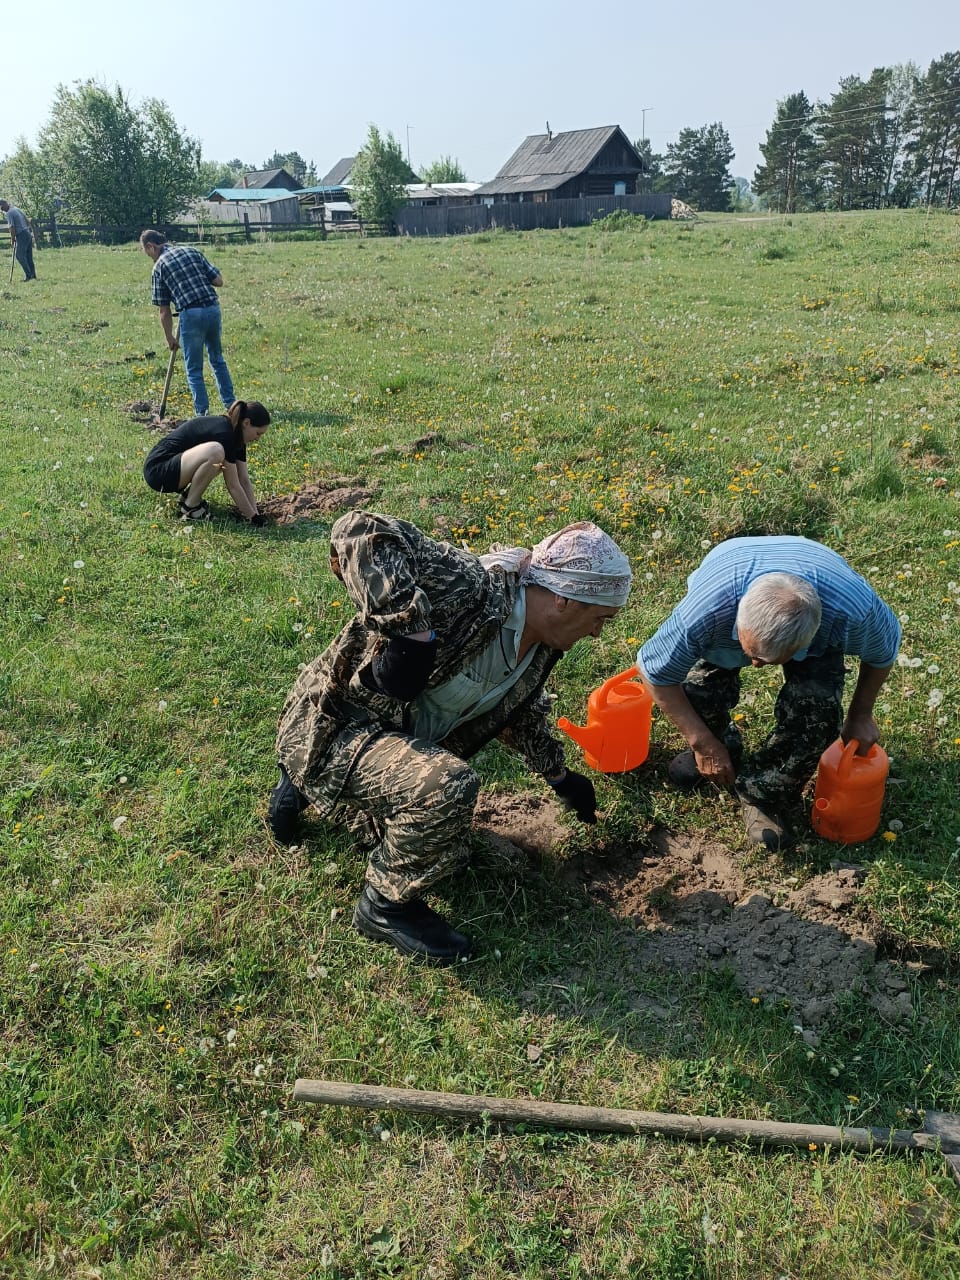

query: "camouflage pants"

left=682, top=650, right=845, bottom=805
left=326, top=728, right=481, bottom=903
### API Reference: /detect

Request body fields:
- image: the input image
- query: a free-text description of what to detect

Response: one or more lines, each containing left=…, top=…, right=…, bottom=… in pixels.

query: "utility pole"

left=406, top=124, right=413, bottom=167
left=641, top=107, right=653, bottom=143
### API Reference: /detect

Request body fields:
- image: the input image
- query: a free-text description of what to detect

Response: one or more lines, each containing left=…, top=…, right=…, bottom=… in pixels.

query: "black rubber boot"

left=667, top=749, right=708, bottom=789
left=353, top=885, right=472, bottom=964
left=267, top=765, right=309, bottom=845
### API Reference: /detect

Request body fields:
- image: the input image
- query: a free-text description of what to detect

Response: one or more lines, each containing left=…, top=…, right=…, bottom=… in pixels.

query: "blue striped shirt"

left=638, top=537, right=900, bottom=686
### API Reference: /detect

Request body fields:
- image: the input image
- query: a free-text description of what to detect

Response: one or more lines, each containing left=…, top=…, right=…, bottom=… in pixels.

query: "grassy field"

left=1, top=211, right=959, bottom=1278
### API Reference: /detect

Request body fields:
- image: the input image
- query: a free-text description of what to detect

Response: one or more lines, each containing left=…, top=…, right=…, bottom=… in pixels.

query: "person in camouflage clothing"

left=270, top=510, right=632, bottom=963
left=636, top=536, right=900, bottom=851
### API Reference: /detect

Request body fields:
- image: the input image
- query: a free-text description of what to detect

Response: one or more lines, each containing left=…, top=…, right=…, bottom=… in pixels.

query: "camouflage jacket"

left=276, top=510, right=567, bottom=815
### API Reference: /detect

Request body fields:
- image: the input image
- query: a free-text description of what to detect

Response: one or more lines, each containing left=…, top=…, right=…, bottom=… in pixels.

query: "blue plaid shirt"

left=150, top=245, right=220, bottom=311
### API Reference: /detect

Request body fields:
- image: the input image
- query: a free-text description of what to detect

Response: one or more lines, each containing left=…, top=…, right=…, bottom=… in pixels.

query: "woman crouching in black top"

left=143, top=400, right=271, bottom=523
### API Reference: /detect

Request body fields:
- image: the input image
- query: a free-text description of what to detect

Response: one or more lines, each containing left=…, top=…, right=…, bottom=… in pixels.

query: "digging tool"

left=293, top=1079, right=960, bottom=1183
left=8, top=242, right=15, bottom=284
left=157, top=321, right=180, bottom=421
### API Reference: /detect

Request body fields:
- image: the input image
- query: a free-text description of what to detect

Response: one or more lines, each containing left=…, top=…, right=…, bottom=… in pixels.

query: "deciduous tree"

left=1, top=138, right=56, bottom=222
left=41, top=80, right=199, bottom=228
left=350, top=125, right=410, bottom=230
left=420, top=156, right=467, bottom=183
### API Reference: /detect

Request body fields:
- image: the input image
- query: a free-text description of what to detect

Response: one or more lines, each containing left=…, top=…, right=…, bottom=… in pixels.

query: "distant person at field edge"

left=635, top=536, right=900, bottom=852
left=140, top=229, right=234, bottom=418
left=269, top=511, right=632, bottom=963
left=142, top=400, right=270, bottom=523
left=1, top=200, right=36, bottom=280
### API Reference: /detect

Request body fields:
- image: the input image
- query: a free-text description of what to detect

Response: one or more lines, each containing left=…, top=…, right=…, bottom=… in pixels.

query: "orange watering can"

left=557, top=665, right=652, bottom=774
left=811, top=737, right=889, bottom=844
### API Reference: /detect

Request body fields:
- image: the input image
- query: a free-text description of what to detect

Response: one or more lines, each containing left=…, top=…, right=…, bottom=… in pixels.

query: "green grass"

left=1, top=211, right=959, bottom=1277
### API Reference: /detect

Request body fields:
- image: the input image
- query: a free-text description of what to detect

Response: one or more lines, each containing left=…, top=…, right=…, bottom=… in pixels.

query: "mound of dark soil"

left=473, top=792, right=930, bottom=1037
left=124, top=400, right=181, bottom=430
left=258, top=480, right=376, bottom=525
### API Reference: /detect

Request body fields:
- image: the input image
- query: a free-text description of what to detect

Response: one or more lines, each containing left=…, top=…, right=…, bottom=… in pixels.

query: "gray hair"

left=139, top=228, right=168, bottom=248
left=736, top=573, right=822, bottom=661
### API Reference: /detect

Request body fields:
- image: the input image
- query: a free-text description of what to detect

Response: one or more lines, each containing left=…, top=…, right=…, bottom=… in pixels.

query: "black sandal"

left=179, top=498, right=211, bottom=521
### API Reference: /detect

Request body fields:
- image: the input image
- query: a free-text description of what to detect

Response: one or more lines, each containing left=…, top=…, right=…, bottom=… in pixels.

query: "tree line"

left=3, top=57, right=957, bottom=230
left=0, top=81, right=468, bottom=232
left=636, top=51, right=959, bottom=213
left=752, top=51, right=960, bottom=212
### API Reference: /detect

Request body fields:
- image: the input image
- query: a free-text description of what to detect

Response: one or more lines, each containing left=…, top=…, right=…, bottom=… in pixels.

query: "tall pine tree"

left=660, top=122, right=734, bottom=211
left=753, top=92, right=819, bottom=212
left=900, top=52, right=960, bottom=207
left=815, top=70, right=893, bottom=210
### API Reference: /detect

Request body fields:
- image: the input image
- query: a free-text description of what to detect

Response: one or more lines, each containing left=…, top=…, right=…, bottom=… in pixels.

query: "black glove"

left=363, top=633, right=438, bottom=701
left=548, top=769, right=597, bottom=824
left=249, top=513, right=267, bottom=527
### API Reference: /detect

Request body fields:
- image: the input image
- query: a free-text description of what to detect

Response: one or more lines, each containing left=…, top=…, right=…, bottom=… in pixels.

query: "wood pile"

left=670, top=198, right=697, bottom=220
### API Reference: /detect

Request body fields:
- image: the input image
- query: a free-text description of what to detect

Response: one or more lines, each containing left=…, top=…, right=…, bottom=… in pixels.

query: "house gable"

left=475, top=125, right=644, bottom=200
left=241, top=168, right=300, bottom=190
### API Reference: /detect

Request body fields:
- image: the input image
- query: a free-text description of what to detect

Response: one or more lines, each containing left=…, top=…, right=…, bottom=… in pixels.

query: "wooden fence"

left=396, top=192, right=673, bottom=237
left=25, top=216, right=373, bottom=248
left=22, top=192, right=672, bottom=249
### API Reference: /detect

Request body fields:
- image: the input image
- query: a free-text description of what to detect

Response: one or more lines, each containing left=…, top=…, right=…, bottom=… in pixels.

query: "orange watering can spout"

left=558, top=665, right=652, bottom=774
left=812, top=795, right=837, bottom=841
left=556, top=716, right=601, bottom=758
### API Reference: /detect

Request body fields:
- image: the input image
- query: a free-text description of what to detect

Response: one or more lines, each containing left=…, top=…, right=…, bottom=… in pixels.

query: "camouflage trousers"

left=682, top=650, right=846, bottom=805
left=319, top=728, right=481, bottom=903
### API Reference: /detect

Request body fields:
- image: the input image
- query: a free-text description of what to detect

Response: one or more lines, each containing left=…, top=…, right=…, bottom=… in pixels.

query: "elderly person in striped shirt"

left=636, top=536, right=900, bottom=851
left=140, top=229, right=235, bottom=418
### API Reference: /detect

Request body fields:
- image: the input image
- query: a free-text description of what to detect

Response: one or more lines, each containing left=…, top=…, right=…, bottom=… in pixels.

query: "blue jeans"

left=178, top=305, right=234, bottom=416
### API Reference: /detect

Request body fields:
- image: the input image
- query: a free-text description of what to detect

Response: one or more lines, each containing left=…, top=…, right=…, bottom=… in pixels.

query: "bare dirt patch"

left=258, top=479, right=377, bottom=525
left=472, top=792, right=924, bottom=1037
left=125, top=400, right=182, bottom=430
left=473, top=791, right=570, bottom=861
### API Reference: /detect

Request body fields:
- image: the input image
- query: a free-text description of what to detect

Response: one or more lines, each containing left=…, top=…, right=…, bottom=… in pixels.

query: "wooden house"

left=320, top=155, right=421, bottom=187
left=321, top=158, right=356, bottom=186
left=404, top=183, right=481, bottom=208
left=192, top=189, right=301, bottom=223
left=474, top=125, right=644, bottom=203
left=240, top=167, right=301, bottom=191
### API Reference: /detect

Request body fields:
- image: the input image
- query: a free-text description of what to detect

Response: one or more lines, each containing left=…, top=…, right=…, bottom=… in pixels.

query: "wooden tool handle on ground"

left=293, top=1079, right=955, bottom=1156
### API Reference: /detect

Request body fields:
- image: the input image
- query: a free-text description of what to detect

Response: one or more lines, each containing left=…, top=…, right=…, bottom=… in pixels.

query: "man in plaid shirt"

left=140, top=229, right=235, bottom=417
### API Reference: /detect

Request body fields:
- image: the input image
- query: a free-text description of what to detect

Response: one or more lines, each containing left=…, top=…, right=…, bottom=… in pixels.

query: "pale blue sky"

left=3, top=1, right=955, bottom=182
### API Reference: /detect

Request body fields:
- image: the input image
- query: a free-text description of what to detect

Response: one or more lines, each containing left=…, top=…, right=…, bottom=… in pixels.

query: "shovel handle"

left=293, top=1079, right=952, bottom=1155
left=158, top=322, right=179, bottom=419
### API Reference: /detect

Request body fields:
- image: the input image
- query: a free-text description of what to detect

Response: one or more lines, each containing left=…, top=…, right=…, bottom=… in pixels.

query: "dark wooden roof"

left=242, top=167, right=299, bottom=190
left=321, top=157, right=355, bottom=186
left=474, top=125, right=642, bottom=196
left=321, top=154, right=421, bottom=186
